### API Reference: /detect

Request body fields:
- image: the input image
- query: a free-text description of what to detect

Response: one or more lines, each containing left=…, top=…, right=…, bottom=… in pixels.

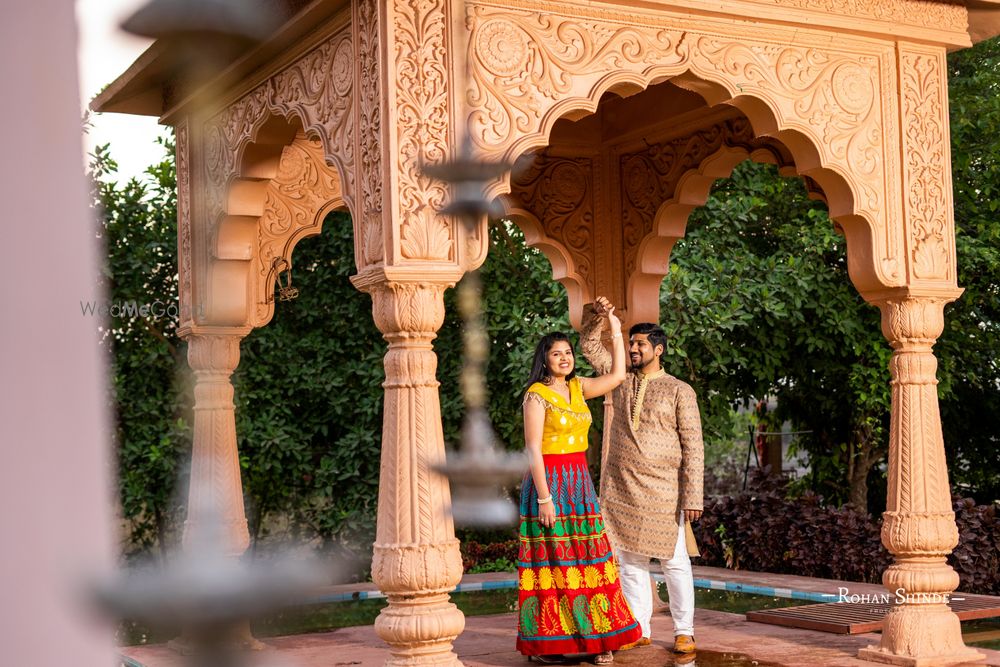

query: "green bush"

left=460, top=538, right=520, bottom=573
left=694, top=472, right=1000, bottom=595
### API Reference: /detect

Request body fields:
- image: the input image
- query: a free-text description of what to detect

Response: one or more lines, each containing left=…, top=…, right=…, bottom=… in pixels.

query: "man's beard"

left=630, top=355, right=647, bottom=371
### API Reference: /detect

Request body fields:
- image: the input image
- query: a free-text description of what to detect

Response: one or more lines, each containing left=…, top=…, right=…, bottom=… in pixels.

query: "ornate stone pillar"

left=182, top=332, right=250, bottom=557
left=364, top=277, right=465, bottom=666
left=859, top=293, right=983, bottom=666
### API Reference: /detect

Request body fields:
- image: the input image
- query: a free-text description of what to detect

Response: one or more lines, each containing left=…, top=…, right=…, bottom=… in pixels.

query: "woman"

left=516, top=303, right=641, bottom=665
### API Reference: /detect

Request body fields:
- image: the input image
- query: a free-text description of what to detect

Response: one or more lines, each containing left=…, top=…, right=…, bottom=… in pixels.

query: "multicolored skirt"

left=516, top=452, right=642, bottom=655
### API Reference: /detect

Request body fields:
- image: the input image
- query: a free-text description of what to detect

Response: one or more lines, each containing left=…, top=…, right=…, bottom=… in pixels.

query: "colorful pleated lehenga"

left=517, top=377, right=642, bottom=657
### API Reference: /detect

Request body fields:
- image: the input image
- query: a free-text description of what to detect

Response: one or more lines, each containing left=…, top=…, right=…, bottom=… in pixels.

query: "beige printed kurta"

left=581, top=312, right=704, bottom=560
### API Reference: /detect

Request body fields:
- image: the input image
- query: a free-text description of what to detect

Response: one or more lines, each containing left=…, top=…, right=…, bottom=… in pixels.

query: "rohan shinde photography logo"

left=837, top=587, right=958, bottom=605
left=79, top=299, right=193, bottom=320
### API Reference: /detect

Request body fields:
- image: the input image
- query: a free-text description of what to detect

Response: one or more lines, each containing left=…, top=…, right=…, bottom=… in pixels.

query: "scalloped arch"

left=263, top=104, right=356, bottom=219
left=487, top=65, right=889, bottom=328
left=222, top=109, right=356, bottom=222
left=627, top=139, right=815, bottom=325
left=206, top=114, right=348, bottom=328
left=500, top=204, right=590, bottom=327
left=498, top=115, right=805, bottom=329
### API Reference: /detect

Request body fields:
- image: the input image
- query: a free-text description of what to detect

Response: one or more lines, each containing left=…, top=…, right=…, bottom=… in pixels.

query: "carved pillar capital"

left=370, top=280, right=449, bottom=340
left=186, top=333, right=241, bottom=374
left=876, top=295, right=949, bottom=350
left=180, top=330, right=250, bottom=558
left=860, top=290, right=982, bottom=664
left=358, top=274, right=465, bottom=665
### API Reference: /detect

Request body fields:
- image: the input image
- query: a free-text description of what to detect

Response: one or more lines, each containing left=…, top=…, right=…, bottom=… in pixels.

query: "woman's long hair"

left=525, top=332, right=577, bottom=392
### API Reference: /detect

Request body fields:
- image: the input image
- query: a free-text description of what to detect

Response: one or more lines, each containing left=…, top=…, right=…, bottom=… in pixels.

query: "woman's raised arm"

left=580, top=305, right=626, bottom=399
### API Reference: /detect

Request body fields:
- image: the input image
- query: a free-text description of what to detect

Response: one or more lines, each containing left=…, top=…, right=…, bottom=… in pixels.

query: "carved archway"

left=182, top=21, right=364, bottom=332
left=471, top=5, right=903, bottom=301
left=467, top=7, right=975, bottom=664
left=497, top=93, right=841, bottom=329
left=625, top=135, right=801, bottom=327
left=205, top=116, right=348, bottom=328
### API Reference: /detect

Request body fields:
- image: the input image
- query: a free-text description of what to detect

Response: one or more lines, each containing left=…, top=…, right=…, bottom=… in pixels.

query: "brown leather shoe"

left=673, top=634, right=696, bottom=653
left=617, top=637, right=651, bottom=651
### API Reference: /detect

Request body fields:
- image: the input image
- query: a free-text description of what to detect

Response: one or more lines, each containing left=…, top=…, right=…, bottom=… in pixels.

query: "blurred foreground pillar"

left=0, top=1, right=115, bottom=665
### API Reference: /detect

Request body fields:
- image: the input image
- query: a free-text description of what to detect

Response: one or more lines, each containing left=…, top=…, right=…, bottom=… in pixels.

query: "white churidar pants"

left=616, top=515, right=694, bottom=638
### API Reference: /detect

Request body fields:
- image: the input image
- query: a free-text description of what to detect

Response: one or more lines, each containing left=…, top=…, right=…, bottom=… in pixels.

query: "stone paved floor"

left=121, top=567, right=1000, bottom=667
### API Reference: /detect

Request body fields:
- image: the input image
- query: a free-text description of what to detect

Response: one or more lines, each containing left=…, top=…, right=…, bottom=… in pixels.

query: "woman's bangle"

left=611, top=332, right=622, bottom=339
left=537, top=495, right=553, bottom=505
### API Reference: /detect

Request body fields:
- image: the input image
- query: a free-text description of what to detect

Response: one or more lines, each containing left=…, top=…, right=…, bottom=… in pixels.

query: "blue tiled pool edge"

left=683, top=576, right=836, bottom=603
left=304, top=576, right=836, bottom=605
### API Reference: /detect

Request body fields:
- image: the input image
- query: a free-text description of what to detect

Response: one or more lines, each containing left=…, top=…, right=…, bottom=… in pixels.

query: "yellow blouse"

left=524, top=377, right=593, bottom=455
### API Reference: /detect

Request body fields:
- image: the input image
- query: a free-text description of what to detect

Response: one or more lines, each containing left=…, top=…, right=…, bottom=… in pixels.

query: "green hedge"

left=694, top=472, right=1000, bottom=595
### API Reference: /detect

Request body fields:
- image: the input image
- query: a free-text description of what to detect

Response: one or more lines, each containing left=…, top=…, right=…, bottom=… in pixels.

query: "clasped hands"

left=592, top=296, right=622, bottom=335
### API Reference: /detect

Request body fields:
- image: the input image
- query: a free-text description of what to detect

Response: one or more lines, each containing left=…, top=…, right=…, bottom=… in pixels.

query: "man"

left=581, top=296, right=704, bottom=654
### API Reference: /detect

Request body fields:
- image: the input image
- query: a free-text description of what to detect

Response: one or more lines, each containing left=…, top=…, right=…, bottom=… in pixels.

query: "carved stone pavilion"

left=93, top=1, right=1000, bottom=665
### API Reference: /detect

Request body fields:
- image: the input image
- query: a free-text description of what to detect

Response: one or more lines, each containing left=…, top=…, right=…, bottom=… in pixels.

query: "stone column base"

left=374, top=594, right=464, bottom=666
left=859, top=603, right=984, bottom=667
left=858, top=646, right=985, bottom=667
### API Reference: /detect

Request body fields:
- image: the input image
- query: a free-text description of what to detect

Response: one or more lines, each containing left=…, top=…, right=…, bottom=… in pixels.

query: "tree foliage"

left=660, top=160, right=891, bottom=510
left=231, top=216, right=570, bottom=558
left=92, top=136, right=189, bottom=554
left=940, top=38, right=1000, bottom=503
